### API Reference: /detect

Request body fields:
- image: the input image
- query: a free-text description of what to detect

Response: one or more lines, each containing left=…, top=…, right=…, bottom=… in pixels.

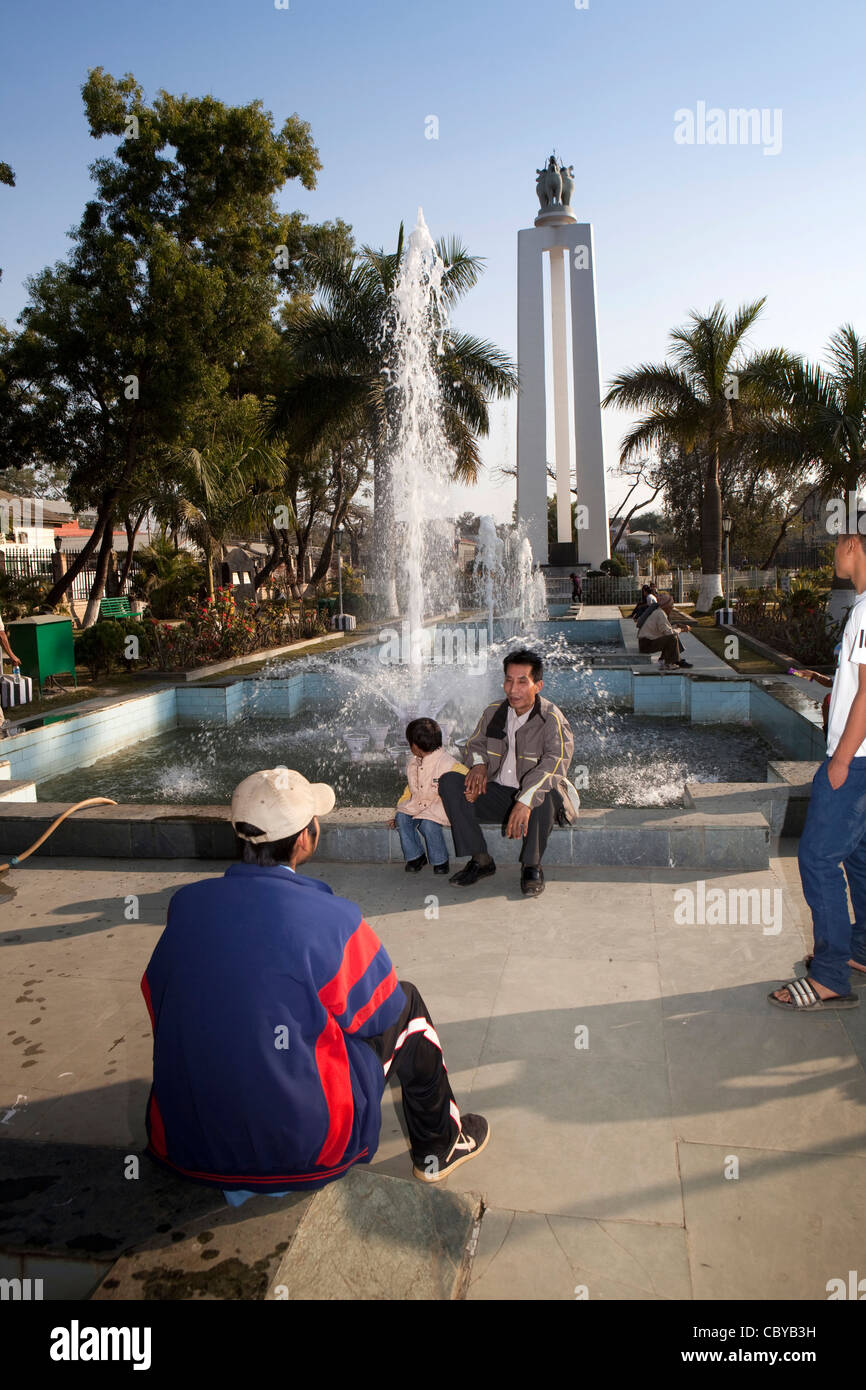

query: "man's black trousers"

left=438, top=770, right=562, bottom=868
left=363, top=981, right=460, bottom=1170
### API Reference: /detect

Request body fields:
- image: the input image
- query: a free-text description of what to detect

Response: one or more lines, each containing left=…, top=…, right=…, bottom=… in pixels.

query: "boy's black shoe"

left=412, top=1113, right=490, bottom=1182
left=521, top=866, right=545, bottom=896
left=405, top=854, right=427, bottom=873
left=449, top=858, right=496, bottom=886
left=678, top=660, right=693, bottom=668
left=433, top=859, right=450, bottom=875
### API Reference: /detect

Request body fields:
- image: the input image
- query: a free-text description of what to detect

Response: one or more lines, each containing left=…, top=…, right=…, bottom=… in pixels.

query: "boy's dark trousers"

left=438, top=770, right=562, bottom=868
left=363, top=981, right=460, bottom=1169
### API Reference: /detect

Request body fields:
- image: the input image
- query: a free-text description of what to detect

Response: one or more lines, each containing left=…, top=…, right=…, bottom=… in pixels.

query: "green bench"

left=99, top=597, right=134, bottom=619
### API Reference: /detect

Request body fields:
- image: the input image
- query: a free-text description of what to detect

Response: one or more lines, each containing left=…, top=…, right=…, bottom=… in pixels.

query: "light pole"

left=722, top=513, right=733, bottom=617
left=648, top=531, right=655, bottom=585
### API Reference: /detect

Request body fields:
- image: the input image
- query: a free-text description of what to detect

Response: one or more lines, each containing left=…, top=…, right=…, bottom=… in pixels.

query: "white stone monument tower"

left=516, top=156, right=610, bottom=570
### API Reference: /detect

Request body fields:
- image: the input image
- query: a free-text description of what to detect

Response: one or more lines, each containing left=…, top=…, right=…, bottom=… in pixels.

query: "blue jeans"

left=395, top=811, right=449, bottom=866
left=798, top=757, right=866, bottom=995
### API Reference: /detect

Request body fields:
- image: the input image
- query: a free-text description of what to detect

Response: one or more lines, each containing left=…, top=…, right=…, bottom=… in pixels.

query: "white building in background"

left=516, top=156, right=611, bottom=570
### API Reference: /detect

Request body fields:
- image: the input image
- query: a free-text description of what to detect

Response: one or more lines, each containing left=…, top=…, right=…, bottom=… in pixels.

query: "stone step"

left=685, top=774, right=815, bottom=838
left=0, top=803, right=771, bottom=868
left=92, top=1167, right=481, bottom=1302
left=0, top=759, right=10, bottom=780
left=0, top=779, right=36, bottom=803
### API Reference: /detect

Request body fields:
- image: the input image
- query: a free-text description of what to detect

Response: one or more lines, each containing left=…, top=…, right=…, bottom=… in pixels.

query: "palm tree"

left=747, top=324, right=866, bottom=622
left=163, top=401, right=289, bottom=601
left=131, top=532, right=204, bottom=618
left=268, top=226, right=517, bottom=611
left=602, top=300, right=792, bottom=610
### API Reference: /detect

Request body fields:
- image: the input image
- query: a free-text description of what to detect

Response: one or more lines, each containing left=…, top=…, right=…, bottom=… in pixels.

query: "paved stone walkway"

left=1, top=850, right=864, bottom=1300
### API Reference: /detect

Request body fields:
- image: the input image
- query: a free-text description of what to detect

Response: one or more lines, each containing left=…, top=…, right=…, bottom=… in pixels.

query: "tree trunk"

left=42, top=500, right=111, bottom=609
left=697, top=446, right=723, bottom=610
left=119, top=508, right=147, bottom=590
left=610, top=483, right=664, bottom=552
left=81, top=512, right=117, bottom=628
left=253, top=525, right=286, bottom=592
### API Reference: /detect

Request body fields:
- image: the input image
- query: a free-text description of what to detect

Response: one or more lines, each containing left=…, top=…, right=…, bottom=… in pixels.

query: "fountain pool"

left=22, top=619, right=822, bottom=812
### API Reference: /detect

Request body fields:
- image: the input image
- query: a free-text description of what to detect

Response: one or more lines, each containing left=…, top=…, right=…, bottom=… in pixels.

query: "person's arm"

left=463, top=703, right=494, bottom=770
left=668, top=606, right=695, bottom=628
left=316, top=917, right=406, bottom=1040
left=388, top=782, right=411, bottom=828
left=511, top=711, right=578, bottom=828
left=463, top=704, right=496, bottom=798
left=790, top=667, right=833, bottom=688
left=828, top=664, right=866, bottom=788
left=0, top=631, right=20, bottom=666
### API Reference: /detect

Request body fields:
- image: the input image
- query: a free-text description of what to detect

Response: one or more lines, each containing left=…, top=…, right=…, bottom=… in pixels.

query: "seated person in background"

left=387, top=717, right=467, bottom=875
left=142, top=768, right=489, bottom=1195
left=638, top=592, right=694, bottom=669
left=629, top=584, right=657, bottom=623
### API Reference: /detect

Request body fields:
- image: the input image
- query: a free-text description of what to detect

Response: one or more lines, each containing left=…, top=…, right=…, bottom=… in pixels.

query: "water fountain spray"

left=383, top=209, right=457, bottom=661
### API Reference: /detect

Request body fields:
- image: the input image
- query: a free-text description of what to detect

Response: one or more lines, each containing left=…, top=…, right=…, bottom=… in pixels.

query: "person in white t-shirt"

left=770, top=531, right=866, bottom=1011
left=0, top=608, right=22, bottom=738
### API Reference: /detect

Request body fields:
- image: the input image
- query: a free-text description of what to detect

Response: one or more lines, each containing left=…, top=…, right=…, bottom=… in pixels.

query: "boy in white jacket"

left=388, top=718, right=467, bottom=874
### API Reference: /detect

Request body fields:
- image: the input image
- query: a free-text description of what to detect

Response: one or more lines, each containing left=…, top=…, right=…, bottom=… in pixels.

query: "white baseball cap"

left=231, top=768, right=335, bottom=842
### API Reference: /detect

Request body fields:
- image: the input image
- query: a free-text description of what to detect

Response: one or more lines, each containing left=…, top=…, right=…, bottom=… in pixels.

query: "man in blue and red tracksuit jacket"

left=141, top=767, right=489, bottom=1193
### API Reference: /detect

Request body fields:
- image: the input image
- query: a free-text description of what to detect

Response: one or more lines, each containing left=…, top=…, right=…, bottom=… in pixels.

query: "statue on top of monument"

left=535, top=155, right=574, bottom=211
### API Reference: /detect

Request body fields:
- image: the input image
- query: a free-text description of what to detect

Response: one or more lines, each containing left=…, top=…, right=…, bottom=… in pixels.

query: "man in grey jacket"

left=439, top=649, right=575, bottom=897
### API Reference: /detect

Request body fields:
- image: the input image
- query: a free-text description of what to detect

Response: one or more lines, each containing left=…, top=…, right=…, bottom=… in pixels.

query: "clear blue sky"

left=3, top=0, right=864, bottom=521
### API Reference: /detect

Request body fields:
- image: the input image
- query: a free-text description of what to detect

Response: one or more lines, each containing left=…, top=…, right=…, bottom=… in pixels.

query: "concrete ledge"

left=0, top=803, right=771, bottom=868
left=685, top=781, right=811, bottom=838
left=266, top=1168, right=482, bottom=1301
left=0, top=778, right=37, bottom=803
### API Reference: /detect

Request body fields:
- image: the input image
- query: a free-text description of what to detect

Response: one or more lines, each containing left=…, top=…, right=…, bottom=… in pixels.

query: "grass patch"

left=686, top=616, right=787, bottom=674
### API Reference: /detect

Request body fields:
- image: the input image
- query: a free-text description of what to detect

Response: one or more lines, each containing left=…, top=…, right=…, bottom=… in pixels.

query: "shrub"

left=600, top=556, right=629, bottom=577
left=74, top=621, right=127, bottom=680
left=340, top=592, right=374, bottom=623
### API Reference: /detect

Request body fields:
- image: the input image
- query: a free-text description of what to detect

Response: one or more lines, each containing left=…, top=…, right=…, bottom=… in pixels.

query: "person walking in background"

left=570, top=571, right=582, bottom=604
left=387, top=717, right=466, bottom=875
left=770, top=531, right=866, bottom=1011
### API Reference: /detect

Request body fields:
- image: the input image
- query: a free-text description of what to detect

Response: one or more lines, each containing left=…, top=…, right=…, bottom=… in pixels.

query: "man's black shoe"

left=433, top=859, right=450, bottom=875
left=413, top=1113, right=490, bottom=1182
left=521, top=866, right=545, bottom=896
left=449, top=858, right=496, bottom=886
left=405, top=854, right=427, bottom=873
left=678, top=660, right=693, bottom=669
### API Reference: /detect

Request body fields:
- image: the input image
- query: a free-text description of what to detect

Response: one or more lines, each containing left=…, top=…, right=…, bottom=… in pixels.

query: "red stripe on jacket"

left=313, top=1014, right=355, bottom=1167
left=346, top=967, right=399, bottom=1033
left=318, top=919, right=382, bottom=1018
left=147, top=1091, right=168, bottom=1158
left=141, top=973, right=156, bottom=1029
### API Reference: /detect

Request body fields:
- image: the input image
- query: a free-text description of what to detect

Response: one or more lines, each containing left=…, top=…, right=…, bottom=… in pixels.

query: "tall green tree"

left=603, top=300, right=792, bottom=609
left=0, top=68, right=324, bottom=623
